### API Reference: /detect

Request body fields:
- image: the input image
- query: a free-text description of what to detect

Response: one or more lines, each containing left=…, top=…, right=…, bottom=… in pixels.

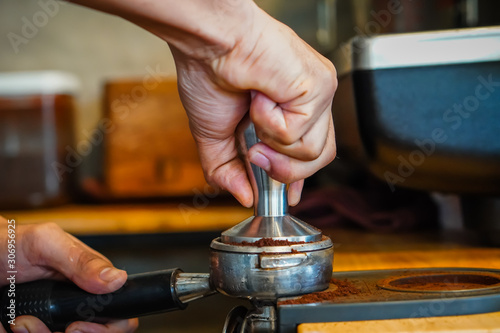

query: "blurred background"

left=1, top=0, right=500, bottom=332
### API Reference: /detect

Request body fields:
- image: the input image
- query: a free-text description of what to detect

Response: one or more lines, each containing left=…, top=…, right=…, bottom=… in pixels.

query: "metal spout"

left=175, top=273, right=215, bottom=304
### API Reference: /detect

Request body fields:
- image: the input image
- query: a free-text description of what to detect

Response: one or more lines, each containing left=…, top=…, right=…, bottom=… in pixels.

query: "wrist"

left=70, top=0, right=259, bottom=61
left=158, top=0, right=258, bottom=62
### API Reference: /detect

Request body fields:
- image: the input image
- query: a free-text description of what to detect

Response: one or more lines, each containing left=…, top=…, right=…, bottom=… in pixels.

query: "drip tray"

left=277, top=268, right=500, bottom=333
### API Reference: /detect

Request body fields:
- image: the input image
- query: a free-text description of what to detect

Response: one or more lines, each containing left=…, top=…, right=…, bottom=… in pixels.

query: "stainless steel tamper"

left=209, top=117, right=334, bottom=300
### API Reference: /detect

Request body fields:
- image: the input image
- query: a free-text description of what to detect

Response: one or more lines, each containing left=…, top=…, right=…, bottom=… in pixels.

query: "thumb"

left=22, top=223, right=127, bottom=294
left=10, top=316, right=51, bottom=333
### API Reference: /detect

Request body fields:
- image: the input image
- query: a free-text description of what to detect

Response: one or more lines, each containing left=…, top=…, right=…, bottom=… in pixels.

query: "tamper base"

left=221, top=215, right=322, bottom=243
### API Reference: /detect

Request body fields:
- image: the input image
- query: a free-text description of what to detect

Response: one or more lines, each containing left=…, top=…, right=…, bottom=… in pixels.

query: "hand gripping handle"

left=0, top=269, right=186, bottom=332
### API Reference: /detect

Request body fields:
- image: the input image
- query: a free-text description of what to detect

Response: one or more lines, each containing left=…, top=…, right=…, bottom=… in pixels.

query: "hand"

left=0, top=217, right=138, bottom=333
left=67, top=0, right=338, bottom=207
left=170, top=2, right=337, bottom=207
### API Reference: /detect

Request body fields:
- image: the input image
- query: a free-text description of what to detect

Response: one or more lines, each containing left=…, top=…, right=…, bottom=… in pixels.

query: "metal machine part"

left=334, top=26, right=500, bottom=75
left=210, top=118, right=333, bottom=301
left=210, top=237, right=333, bottom=299
left=175, top=272, right=215, bottom=303
left=223, top=301, right=277, bottom=333
left=331, top=26, right=500, bottom=194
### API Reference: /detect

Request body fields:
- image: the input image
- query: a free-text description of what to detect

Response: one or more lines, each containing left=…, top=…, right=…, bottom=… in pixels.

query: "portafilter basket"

left=209, top=117, right=334, bottom=300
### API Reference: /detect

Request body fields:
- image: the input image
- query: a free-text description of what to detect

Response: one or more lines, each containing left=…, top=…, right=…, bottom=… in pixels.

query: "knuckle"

left=22, top=222, right=66, bottom=266
left=203, top=169, right=219, bottom=189
left=302, top=145, right=323, bottom=161
left=303, top=135, right=326, bottom=161
left=279, top=131, right=300, bottom=146
left=325, top=143, right=337, bottom=166
left=321, top=60, right=338, bottom=94
left=74, top=248, right=103, bottom=272
left=266, top=126, right=302, bottom=146
left=30, top=222, right=62, bottom=239
left=269, top=164, right=296, bottom=184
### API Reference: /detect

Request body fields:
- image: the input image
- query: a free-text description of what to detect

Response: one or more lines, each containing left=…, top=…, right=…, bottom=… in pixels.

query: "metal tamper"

left=0, top=119, right=333, bottom=333
left=210, top=117, right=334, bottom=332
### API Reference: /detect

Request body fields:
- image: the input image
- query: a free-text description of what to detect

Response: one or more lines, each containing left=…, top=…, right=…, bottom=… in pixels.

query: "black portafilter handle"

left=0, top=268, right=213, bottom=332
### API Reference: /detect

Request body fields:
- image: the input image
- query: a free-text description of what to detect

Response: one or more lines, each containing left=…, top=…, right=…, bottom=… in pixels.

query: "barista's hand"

left=66, top=0, right=337, bottom=207
left=171, top=3, right=337, bottom=207
left=0, top=217, right=138, bottom=333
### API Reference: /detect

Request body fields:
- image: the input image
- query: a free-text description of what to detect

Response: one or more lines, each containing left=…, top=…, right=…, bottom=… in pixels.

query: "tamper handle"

left=240, top=120, right=288, bottom=217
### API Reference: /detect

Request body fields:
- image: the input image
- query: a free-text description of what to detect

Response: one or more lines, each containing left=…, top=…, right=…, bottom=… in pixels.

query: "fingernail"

left=250, top=152, right=271, bottom=172
left=11, top=326, right=29, bottom=333
left=100, top=267, right=125, bottom=289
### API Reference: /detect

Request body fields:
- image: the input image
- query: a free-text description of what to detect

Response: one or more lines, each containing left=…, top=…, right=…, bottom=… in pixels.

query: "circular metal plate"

left=378, top=271, right=500, bottom=293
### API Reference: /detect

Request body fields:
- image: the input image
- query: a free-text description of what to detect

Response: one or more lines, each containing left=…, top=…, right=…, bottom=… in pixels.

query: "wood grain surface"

left=102, top=79, right=207, bottom=198
left=299, top=311, right=500, bottom=333
left=1, top=203, right=252, bottom=235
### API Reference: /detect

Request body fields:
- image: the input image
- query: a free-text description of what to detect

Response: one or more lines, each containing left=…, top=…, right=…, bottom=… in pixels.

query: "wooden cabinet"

left=102, top=79, right=207, bottom=198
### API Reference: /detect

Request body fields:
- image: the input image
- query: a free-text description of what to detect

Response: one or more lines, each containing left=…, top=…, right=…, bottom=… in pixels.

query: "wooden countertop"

left=0, top=202, right=252, bottom=235
left=2, top=203, right=500, bottom=332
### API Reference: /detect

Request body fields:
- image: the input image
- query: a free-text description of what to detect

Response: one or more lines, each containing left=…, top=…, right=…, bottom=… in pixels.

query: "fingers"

left=10, top=316, right=51, bottom=333
left=65, top=319, right=139, bottom=333
left=20, top=223, right=127, bottom=294
left=248, top=117, right=336, bottom=185
left=202, top=148, right=254, bottom=208
left=198, top=94, right=335, bottom=208
left=288, top=180, right=304, bottom=207
left=12, top=315, right=139, bottom=333
left=250, top=92, right=328, bottom=151
left=250, top=92, right=333, bottom=160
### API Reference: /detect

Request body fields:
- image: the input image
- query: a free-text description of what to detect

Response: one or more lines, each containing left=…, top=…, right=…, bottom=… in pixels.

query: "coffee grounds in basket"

left=279, top=278, right=361, bottom=305
left=229, top=237, right=306, bottom=247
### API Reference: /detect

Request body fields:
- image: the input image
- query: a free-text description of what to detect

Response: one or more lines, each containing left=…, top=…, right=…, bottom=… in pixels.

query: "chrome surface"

left=175, top=273, right=215, bottom=304
left=210, top=118, right=333, bottom=303
left=221, top=215, right=322, bottom=243
left=259, top=253, right=308, bottom=269
left=222, top=303, right=278, bottom=333
left=334, top=26, right=500, bottom=76
left=221, top=117, right=321, bottom=243
left=210, top=239, right=333, bottom=300
left=222, top=306, right=249, bottom=333
left=240, top=303, right=277, bottom=333
left=243, top=120, right=287, bottom=218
